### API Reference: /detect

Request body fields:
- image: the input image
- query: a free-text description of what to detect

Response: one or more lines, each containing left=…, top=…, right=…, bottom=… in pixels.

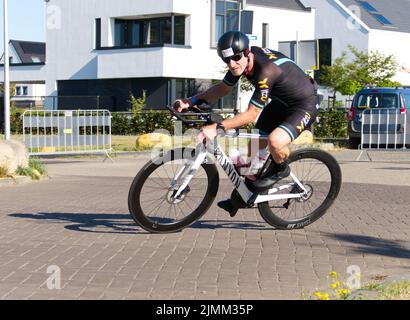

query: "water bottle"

left=229, top=149, right=250, bottom=176
left=246, top=148, right=270, bottom=181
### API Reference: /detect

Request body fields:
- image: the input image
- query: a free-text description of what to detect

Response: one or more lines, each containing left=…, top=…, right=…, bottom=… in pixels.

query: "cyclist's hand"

left=196, top=124, right=217, bottom=144
left=173, top=99, right=190, bottom=112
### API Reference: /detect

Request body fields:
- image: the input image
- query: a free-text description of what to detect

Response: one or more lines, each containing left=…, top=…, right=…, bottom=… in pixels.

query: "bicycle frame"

left=171, top=131, right=308, bottom=206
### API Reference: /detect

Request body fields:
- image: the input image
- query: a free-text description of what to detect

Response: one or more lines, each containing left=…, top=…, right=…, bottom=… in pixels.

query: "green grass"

left=15, top=158, right=47, bottom=180
left=367, top=280, right=410, bottom=300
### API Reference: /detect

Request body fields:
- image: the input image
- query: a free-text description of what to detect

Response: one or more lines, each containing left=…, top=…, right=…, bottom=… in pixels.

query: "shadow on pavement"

left=327, top=233, right=410, bottom=259
left=9, top=212, right=275, bottom=234
left=9, top=212, right=144, bottom=235
left=192, top=219, right=275, bottom=231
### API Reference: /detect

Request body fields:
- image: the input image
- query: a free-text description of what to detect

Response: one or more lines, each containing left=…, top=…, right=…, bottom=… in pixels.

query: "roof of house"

left=339, top=0, right=410, bottom=32
left=247, top=0, right=310, bottom=11
left=10, top=40, right=46, bottom=64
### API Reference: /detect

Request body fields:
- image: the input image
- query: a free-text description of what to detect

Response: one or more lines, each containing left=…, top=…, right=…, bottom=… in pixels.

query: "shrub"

left=15, top=157, right=46, bottom=180
left=313, top=109, right=348, bottom=139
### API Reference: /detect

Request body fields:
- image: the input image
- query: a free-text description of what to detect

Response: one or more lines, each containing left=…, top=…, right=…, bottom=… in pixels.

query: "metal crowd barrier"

left=357, top=108, right=408, bottom=160
left=23, top=110, right=112, bottom=158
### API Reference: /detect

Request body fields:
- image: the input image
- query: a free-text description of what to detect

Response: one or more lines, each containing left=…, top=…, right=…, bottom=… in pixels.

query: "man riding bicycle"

left=173, top=31, right=321, bottom=216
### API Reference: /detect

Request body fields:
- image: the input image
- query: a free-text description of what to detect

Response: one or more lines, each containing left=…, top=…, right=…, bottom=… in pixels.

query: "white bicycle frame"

left=171, top=131, right=308, bottom=205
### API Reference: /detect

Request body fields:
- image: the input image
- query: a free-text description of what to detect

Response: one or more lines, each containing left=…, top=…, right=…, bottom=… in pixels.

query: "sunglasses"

left=222, top=52, right=243, bottom=64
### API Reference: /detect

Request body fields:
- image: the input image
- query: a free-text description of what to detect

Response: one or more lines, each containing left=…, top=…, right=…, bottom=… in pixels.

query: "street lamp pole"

left=235, top=1, right=242, bottom=115
left=3, top=0, right=10, bottom=140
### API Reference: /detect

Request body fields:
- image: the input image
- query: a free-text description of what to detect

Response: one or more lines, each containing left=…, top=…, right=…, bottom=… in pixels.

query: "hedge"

left=4, top=109, right=349, bottom=139
left=111, top=111, right=174, bottom=135
left=313, top=109, right=348, bottom=139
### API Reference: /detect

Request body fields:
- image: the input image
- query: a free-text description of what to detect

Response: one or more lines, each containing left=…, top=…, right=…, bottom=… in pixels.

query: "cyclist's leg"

left=248, top=98, right=319, bottom=190
left=251, top=100, right=286, bottom=160
left=218, top=102, right=285, bottom=216
left=260, top=96, right=319, bottom=163
left=267, top=128, right=291, bottom=164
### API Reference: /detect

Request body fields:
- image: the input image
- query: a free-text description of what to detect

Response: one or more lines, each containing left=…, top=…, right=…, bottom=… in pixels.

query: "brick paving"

left=0, top=154, right=410, bottom=299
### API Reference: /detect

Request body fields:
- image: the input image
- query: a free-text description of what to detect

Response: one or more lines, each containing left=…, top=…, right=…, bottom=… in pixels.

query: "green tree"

left=0, top=83, right=16, bottom=97
left=320, top=46, right=401, bottom=108
left=128, top=90, right=147, bottom=114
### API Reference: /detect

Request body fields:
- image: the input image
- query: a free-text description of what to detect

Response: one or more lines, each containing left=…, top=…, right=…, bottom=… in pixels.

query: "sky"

left=0, top=0, right=46, bottom=53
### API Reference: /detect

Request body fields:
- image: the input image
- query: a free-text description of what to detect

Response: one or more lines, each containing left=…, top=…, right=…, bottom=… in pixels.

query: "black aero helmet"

left=217, top=31, right=249, bottom=60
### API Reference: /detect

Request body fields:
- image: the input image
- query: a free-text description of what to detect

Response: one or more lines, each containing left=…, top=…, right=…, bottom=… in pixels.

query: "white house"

left=300, top=0, right=410, bottom=86
left=41, top=0, right=315, bottom=111
left=0, top=40, right=46, bottom=108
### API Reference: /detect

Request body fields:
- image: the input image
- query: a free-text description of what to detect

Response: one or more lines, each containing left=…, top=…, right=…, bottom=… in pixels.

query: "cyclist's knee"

left=268, top=129, right=291, bottom=151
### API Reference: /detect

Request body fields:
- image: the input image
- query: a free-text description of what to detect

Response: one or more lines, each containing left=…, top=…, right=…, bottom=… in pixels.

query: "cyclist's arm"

left=193, top=82, right=232, bottom=105
left=219, top=104, right=261, bottom=131
left=174, top=82, right=232, bottom=111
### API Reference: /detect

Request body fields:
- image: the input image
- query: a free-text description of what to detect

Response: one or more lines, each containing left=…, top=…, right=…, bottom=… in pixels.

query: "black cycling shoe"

left=246, top=162, right=291, bottom=192
left=217, top=199, right=239, bottom=217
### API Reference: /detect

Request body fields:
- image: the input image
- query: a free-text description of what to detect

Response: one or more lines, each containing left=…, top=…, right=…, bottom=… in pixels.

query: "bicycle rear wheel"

left=258, top=148, right=342, bottom=230
left=128, top=148, right=219, bottom=233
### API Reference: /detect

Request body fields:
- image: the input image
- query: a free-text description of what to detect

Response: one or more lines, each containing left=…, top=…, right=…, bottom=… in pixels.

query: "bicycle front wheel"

left=258, top=148, right=342, bottom=230
left=128, top=148, right=219, bottom=233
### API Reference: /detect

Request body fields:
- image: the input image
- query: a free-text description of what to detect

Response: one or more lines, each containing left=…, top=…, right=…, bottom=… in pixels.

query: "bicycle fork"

left=169, top=150, right=208, bottom=201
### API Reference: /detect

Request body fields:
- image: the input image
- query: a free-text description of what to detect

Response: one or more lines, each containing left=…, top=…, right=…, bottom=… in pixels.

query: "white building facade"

left=300, top=0, right=410, bottom=86
left=43, top=0, right=315, bottom=111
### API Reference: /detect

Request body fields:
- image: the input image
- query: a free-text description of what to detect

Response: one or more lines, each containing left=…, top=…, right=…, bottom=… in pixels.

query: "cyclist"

left=173, top=30, right=321, bottom=215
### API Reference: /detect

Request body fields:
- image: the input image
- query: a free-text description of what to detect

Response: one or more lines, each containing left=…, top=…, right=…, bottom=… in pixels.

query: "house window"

left=16, top=86, right=22, bottom=96
left=215, top=0, right=240, bottom=42
left=113, top=16, right=185, bottom=48
left=175, top=79, right=196, bottom=99
left=23, top=87, right=28, bottom=96
left=174, top=16, right=185, bottom=45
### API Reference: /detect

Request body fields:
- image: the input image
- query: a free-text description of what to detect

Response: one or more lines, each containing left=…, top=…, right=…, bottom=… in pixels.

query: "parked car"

left=347, top=87, right=410, bottom=148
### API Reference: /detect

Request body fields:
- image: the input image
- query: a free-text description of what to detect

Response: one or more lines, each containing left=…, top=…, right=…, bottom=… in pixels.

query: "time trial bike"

left=128, top=105, right=342, bottom=233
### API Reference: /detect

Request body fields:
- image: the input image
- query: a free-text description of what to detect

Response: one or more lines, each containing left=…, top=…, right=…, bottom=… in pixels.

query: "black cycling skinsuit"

left=223, top=47, right=320, bottom=141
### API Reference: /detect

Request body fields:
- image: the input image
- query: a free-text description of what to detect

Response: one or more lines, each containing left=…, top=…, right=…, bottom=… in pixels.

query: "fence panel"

left=23, top=110, right=112, bottom=157
left=360, top=109, right=407, bottom=150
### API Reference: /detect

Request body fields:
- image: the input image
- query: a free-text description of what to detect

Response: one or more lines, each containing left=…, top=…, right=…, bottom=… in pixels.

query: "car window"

left=356, top=94, right=381, bottom=108
left=405, top=95, right=410, bottom=108
left=381, top=94, right=398, bottom=108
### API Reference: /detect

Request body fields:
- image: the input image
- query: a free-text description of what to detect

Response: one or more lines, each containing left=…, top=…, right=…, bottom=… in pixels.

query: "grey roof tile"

left=339, top=0, right=410, bottom=32
left=10, top=40, right=46, bottom=64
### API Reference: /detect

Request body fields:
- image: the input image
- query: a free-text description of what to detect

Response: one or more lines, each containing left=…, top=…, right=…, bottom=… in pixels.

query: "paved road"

left=0, top=150, right=409, bottom=299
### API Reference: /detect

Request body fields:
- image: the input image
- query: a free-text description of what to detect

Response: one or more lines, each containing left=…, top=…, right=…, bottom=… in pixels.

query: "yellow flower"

left=337, top=289, right=350, bottom=297
left=329, top=271, right=339, bottom=280
left=314, top=292, right=330, bottom=300
left=331, top=281, right=342, bottom=289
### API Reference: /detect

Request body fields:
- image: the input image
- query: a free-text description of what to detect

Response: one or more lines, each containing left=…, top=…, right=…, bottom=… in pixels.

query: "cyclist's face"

left=225, top=54, right=247, bottom=76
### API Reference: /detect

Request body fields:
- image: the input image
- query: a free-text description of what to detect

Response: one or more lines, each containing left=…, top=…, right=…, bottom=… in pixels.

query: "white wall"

left=0, top=64, right=45, bottom=83
left=45, top=0, right=207, bottom=97
left=236, top=4, right=315, bottom=111
left=46, top=0, right=317, bottom=99
left=246, top=5, right=315, bottom=49
left=300, top=0, right=370, bottom=60
left=13, top=84, right=46, bottom=99
left=369, top=30, right=410, bottom=86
